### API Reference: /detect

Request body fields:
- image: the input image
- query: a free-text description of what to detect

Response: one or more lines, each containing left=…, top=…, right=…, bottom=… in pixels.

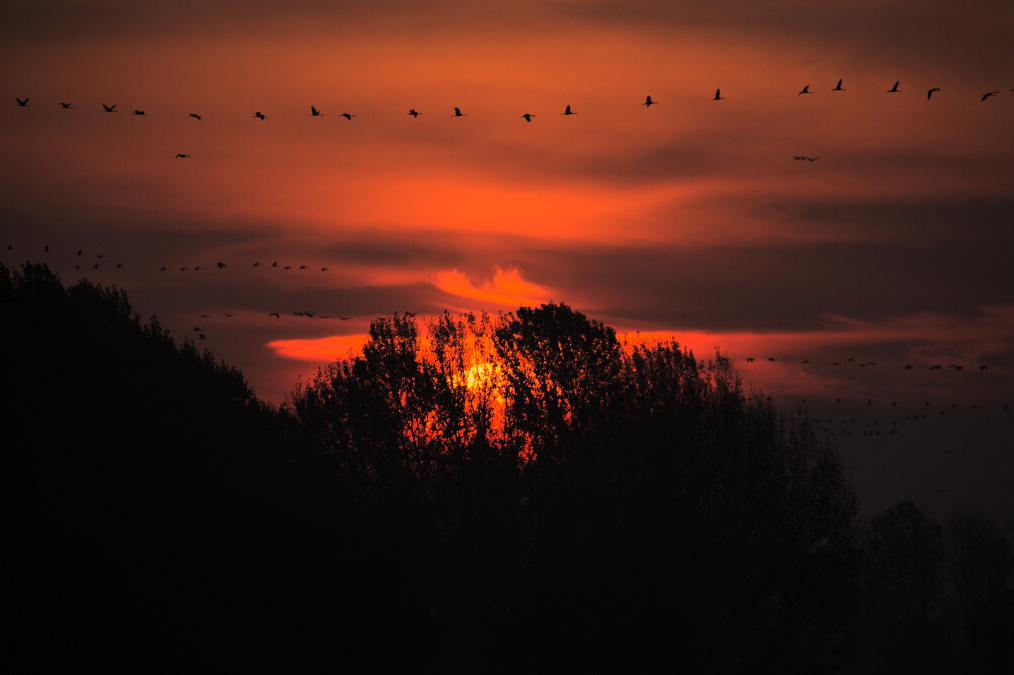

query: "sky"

left=3, top=0, right=1012, bottom=521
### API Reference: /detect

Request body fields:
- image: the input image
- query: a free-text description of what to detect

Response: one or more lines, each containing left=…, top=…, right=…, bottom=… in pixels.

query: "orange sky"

left=2, top=0, right=1011, bottom=518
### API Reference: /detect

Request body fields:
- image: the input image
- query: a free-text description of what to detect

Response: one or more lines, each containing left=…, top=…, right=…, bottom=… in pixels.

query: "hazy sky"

left=3, top=0, right=1011, bottom=519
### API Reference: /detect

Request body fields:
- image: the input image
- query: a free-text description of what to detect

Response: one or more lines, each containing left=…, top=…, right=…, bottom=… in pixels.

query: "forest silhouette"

left=4, top=262, right=1011, bottom=673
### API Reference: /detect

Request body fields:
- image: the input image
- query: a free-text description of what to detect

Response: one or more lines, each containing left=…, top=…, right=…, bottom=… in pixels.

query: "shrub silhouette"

left=290, top=303, right=864, bottom=671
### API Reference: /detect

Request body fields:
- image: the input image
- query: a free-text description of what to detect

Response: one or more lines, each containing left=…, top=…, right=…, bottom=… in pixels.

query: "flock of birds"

left=12, top=79, right=1012, bottom=159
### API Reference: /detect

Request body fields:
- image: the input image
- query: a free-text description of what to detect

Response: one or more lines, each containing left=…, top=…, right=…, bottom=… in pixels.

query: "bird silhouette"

left=299, top=265, right=306, bottom=269
left=189, top=113, right=202, bottom=120
left=832, top=79, right=844, bottom=91
left=980, top=365, right=988, bottom=371
left=309, top=105, right=323, bottom=116
left=133, top=110, right=145, bottom=116
left=338, top=316, right=352, bottom=320
left=926, top=87, right=941, bottom=99
left=216, top=262, right=225, bottom=269
left=16, top=97, right=29, bottom=107
left=798, top=85, right=812, bottom=95
left=269, top=312, right=280, bottom=318
left=271, top=261, right=278, bottom=267
left=520, top=113, right=535, bottom=122
left=224, top=314, right=234, bottom=318
left=321, top=267, right=329, bottom=271
left=713, top=89, right=725, bottom=101
left=980, top=91, right=1000, bottom=101
left=102, top=104, right=117, bottom=112
left=561, top=105, right=577, bottom=115
left=886, top=81, right=901, bottom=93
left=341, top=112, right=355, bottom=120
left=44, top=245, right=50, bottom=252
left=199, top=334, right=206, bottom=339
left=253, top=111, right=266, bottom=120
left=746, top=357, right=754, bottom=362
left=175, top=153, right=190, bottom=158
left=253, top=262, right=260, bottom=266
left=59, top=102, right=73, bottom=109
left=453, top=107, right=466, bottom=117
left=408, top=109, right=421, bottom=117
left=643, top=96, right=656, bottom=107
left=77, top=250, right=83, bottom=255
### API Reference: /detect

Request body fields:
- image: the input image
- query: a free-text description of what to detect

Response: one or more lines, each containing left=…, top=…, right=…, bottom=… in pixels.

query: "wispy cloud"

left=435, top=267, right=552, bottom=307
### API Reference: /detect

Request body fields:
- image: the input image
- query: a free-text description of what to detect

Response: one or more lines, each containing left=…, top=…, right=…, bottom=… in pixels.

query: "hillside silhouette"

left=3, top=262, right=1010, bottom=672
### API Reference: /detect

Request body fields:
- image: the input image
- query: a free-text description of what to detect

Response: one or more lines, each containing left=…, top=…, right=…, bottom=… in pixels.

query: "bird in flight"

left=253, top=262, right=260, bottom=267
left=341, top=112, right=355, bottom=120
left=310, top=105, right=323, bottom=116
left=321, top=267, right=329, bottom=272
left=216, top=262, right=226, bottom=269
left=175, top=153, right=190, bottom=158
left=793, top=156, right=818, bottom=161
left=832, top=79, right=844, bottom=91
left=561, top=105, right=577, bottom=115
left=189, top=113, right=202, bottom=120
left=453, top=107, right=466, bottom=117
left=712, top=89, right=725, bottom=101
left=408, top=109, right=421, bottom=118
left=102, top=104, right=117, bottom=112
left=59, top=102, right=73, bottom=109
left=886, top=81, right=901, bottom=93
left=798, top=85, right=812, bottom=95
left=133, top=110, right=145, bottom=116
left=338, top=316, right=352, bottom=321
left=520, top=113, right=535, bottom=122
left=980, top=91, right=1000, bottom=101
left=269, top=312, right=280, bottom=318
left=16, top=97, right=29, bottom=107
left=643, top=96, right=656, bottom=107
left=253, top=111, right=266, bottom=120
left=926, top=88, right=941, bottom=99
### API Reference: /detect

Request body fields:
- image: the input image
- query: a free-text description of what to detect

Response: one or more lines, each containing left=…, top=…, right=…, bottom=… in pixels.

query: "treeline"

left=3, top=262, right=1011, bottom=672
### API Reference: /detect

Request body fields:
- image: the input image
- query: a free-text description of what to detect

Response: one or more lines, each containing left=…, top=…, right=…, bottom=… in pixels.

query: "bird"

left=520, top=113, right=535, bottom=122
left=271, top=261, right=278, bottom=267
left=321, top=267, right=329, bottom=271
left=160, top=266, right=167, bottom=272
left=408, top=109, right=421, bottom=117
left=904, top=364, right=913, bottom=370
left=175, top=153, right=190, bottom=158
left=269, top=312, right=280, bottom=318
left=309, top=105, right=323, bottom=116
left=102, top=104, right=117, bottom=112
left=77, top=250, right=83, bottom=255
left=253, top=262, right=260, bottom=267
left=284, top=265, right=291, bottom=270
left=193, top=327, right=201, bottom=332
left=794, top=156, right=818, bottom=161
left=216, top=262, right=225, bottom=269
left=886, top=81, right=901, bottom=93
left=133, top=110, right=145, bottom=116
left=338, top=316, right=352, bottom=320
left=199, top=334, right=206, bottom=340
left=453, top=107, right=466, bottom=117
left=44, top=245, right=50, bottom=252
left=746, top=357, right=754, bottom=362
left=59, top=102, right=73, bottom=109
left=341, top=113, right=355, bottom=120
left=832, top=79, right=844, bottom=91
left=224, top=314, right=234, bottom=318
left=767, top=357, right=775, bottom=362
left=801, top=360, right=809, bottom=363
left=189, top=113, right=202, bottom=120
left=798, top=85, right=812, bottom=95
left=16, top=97, right=29, bottom=107
left=930, top=365, right=941, bottom=370
left=981, top=91, right=1000, bottom=101
left=980, top=365, right=988, bottom=371
left=253, top=111, right=266, bottom=120
left=643, top=96, right=656, bottom=107
left=926, top=87, right=941, bottom=99
left=561, top=105, right=577, bottom=115
left=712, top=89, right=725, bottom=101
left=298, top=265, right=306, bottom=269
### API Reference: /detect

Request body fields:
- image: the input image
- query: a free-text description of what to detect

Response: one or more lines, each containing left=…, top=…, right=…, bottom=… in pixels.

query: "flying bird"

left=561, top=105, right=577, bottom=115
left=338, top=316, right=352, bottom=320
left=321, top=267, right=328, bottom=271
left=269, top=312, right=280, bottom=318
left=309, top=105, right=323, bottom=116
left=175, top=153, right=190, bottom=158
left=102, top=104, right=117, bottom=112
left=133, top=110, right=145, bottom=116
left=798, top=85, right=812, bottom=95
left=453, top=107, right=466, bottom=117
left=886, top=81, right=901, bottom=93
left=643, top=96, right=656, bottom=107
left=926, top=88, right=941, bottom=99
left=832, top=79, right=844, bottom=91
left=980, top=91, right=1000, bottom=101
left=216, top=262, right=225, bottom=269
left=189, top=113, right=202, bottom=120
left=408, top=109, right=421, bottom=117
left=44, top=245, right=50, bottom=252
left=59, top=102, right=73, bottom=109
left=253, top=262, right=260, bottom=266
left=253, top=111, right=266, bottom=120
left=520, top=113, right=535, bottom=122
left=712, top=89, right=725, bottom=101
left=16, top=97, right=29, bottom=107
left=272, top=261, right=278, bottom=267
left=341, top=113, right=355, bottom=120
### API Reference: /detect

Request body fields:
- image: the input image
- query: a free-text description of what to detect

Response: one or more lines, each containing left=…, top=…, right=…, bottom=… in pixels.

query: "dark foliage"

left=2, top=263, right=436, bottom=670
